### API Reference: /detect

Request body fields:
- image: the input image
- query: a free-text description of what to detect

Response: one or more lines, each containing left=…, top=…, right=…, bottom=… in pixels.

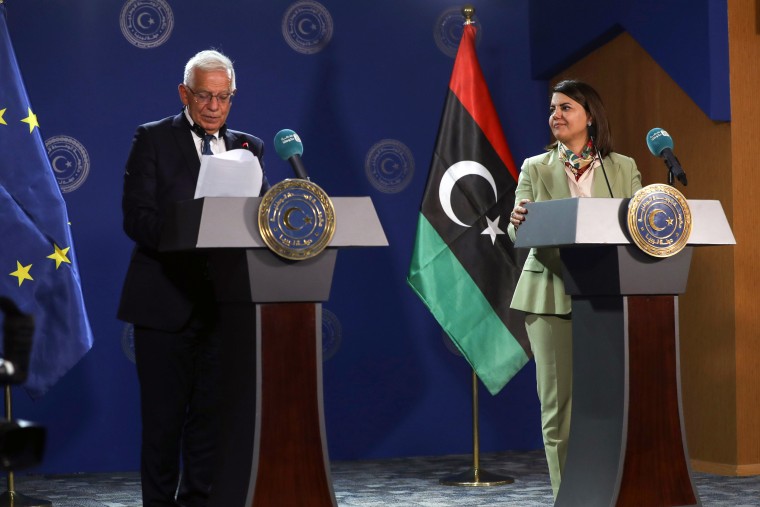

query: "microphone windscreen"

left=273, top=129, right=303, bottom=160
left=646, top=128, right=674, bottom=156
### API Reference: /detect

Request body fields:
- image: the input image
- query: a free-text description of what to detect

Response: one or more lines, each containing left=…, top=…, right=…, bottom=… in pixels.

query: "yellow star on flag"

left=10, top=261, right=33, bottom=286
left=0, top=108, right=7, bottom=126
left=20, top=107, right=39, bottom=133
left=47, top=244, right=71, bottom=269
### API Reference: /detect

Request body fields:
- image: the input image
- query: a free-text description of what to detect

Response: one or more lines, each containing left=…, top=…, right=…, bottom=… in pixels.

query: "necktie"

left=201, top=134, right=215, bottom=155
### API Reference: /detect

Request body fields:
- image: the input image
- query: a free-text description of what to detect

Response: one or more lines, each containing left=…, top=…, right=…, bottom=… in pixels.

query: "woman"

left=507, top=80, right=642, bottom=497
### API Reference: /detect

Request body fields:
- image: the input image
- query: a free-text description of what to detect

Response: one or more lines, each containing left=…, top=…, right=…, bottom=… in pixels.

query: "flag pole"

left=439, top=369, right=514, bottom=486
left=0, top=386, right=51, bottom=507
left=410, top=1, right=524, bottom=485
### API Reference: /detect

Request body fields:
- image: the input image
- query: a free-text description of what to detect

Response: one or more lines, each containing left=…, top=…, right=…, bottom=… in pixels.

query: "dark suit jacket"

left=118, top=112, right=266, bottom=331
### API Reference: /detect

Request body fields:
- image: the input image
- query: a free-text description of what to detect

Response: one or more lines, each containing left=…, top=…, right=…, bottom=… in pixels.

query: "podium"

left=514, top=197, right=734, bottom=507
left=161, top=195, right=388, bottom=507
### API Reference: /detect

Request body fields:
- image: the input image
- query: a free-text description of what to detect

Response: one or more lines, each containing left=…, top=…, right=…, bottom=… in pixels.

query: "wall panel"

left=551, top=31, right=753, bottom=474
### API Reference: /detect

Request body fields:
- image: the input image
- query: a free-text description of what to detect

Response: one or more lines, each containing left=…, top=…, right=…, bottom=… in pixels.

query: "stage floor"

left=7, top=450, right=759, bottom=506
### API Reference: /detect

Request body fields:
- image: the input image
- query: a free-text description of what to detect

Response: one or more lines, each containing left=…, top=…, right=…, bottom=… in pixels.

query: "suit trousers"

left=525, top=313, right=573, bottom=498
left=134, top=307, right=219, bottom=507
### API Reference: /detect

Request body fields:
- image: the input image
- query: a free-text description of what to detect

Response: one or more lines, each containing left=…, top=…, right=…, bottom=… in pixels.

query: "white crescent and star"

left=438, top=160, right=504, bottom=244
left=481, top=215, right=505, bottom=245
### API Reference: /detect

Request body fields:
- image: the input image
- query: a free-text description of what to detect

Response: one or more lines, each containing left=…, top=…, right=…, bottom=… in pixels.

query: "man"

left=118, top=49, right=265, bottom=507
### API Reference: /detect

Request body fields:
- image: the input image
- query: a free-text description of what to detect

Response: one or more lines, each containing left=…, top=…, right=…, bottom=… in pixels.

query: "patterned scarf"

left=558, top=140, right=596, bottom=180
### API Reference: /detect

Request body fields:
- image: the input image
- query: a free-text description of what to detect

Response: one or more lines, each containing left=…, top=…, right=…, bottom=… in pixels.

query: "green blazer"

left=508, top=149, right=643, bottom=315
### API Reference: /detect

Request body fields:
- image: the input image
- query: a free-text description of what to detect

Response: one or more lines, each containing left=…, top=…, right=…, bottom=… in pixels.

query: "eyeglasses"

left=185, top=85, right=235, bottom=105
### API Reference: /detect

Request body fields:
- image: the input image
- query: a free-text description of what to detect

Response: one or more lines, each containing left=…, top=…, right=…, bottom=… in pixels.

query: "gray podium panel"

left=561, top=245, right=694, bottom=296
left=208, top=249, right=337, bottom=303
left=514, top=198, right=630, bottom=248
left=161, top=196, right=388, bottom=251
left=687, top=199, right=735, bottom=245
left=515, top=197, right=735, bottom=250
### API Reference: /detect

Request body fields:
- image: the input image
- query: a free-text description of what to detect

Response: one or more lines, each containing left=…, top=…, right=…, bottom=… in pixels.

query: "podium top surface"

left=514, top=197, right=735, bottom=249
left=161, top=196, right=388, bottom=251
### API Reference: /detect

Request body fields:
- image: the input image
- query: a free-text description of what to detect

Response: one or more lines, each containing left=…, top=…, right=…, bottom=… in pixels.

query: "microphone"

left=273, top=129, right=309, bottom=180
left=646, top=128, right=688, bottom=186
left=587, top=123, right=613, bottom=197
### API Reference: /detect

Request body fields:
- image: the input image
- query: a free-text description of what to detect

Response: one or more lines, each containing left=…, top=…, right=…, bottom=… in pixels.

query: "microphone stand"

left=663, top=154, right=688, bottom=187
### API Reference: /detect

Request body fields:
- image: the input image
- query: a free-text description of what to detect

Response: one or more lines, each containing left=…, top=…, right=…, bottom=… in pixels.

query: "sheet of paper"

left=194, top=148, right=263, bottom=198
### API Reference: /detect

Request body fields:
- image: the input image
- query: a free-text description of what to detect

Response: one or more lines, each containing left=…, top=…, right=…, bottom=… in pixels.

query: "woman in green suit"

left=508, top=80, right=642, bottom=497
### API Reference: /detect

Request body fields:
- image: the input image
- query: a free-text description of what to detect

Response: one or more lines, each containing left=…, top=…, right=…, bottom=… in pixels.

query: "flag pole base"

left=0, top=491, right=52, bottom=507
left=439, top=467, right=514, bottom=487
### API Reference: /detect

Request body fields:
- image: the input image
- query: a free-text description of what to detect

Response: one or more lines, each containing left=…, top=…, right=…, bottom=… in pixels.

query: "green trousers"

left=525, top=313, right=573, bottom=498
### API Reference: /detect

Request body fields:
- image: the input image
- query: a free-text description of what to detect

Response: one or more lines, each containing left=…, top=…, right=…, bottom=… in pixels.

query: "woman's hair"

left=546, top=79, right=613, bottom=158
left=183, top=49, right=236, bottom=91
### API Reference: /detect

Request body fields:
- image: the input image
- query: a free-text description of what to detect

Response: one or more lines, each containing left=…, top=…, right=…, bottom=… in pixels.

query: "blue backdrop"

left=5, top=0, right=727, bottom=474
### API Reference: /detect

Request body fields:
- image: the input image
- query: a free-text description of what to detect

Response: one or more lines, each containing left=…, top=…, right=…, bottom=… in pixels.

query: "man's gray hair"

left=183, top=49, right=236, bottom=90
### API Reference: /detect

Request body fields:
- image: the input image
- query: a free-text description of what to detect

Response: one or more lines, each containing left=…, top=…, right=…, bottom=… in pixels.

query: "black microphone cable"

left=588, top=123, right=613, bottom=198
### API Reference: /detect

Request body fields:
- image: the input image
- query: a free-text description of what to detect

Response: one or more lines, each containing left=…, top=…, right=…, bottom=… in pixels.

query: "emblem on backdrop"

left=627, top=184, right=692, bottom=258
left=45, top=135, right=91, bottom=193
left=321, top=308, right=342, bottom=362
left=282, top=1, right=334, bottom=54
left=120, top=0, right=174, bottom=49
left=434, top=6, right=482, bottom=58
left=364, top=139, right=415, bottom=194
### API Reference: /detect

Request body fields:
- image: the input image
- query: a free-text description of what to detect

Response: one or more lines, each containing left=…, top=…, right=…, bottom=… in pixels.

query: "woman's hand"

left=510, top=199, right=532, bottom=230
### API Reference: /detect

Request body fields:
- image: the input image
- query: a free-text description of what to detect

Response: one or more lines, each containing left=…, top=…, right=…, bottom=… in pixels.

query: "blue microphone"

left=646, top=128, right=688, bottom=186
left=273, top=129, right=309, bottom=180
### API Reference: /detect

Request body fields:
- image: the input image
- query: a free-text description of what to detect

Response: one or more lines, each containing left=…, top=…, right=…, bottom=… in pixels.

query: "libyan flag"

left=407, top=22, right=529, bottom=395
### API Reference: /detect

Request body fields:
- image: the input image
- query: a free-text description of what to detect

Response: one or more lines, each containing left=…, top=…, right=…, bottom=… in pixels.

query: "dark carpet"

left=5, top=450, right=759, bottom=506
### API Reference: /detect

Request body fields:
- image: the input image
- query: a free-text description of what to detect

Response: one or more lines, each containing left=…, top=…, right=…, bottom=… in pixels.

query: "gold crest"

left=258, top=179, right=336, bottom=260
left=627, top=184, right=692, bottom=258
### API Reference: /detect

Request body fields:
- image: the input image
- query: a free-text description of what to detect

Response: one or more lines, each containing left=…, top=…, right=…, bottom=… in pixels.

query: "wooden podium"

left=514, top=197, right=734, bottom=507
left=161, top=195, right=388, bottom=507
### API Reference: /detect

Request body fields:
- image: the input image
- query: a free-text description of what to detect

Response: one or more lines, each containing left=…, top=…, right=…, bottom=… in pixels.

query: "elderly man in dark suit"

left=118, top=49, right=265, bottom=507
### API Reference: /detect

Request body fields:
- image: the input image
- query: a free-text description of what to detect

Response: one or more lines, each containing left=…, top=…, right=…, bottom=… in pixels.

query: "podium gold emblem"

left=627, top=183, right=692, bottom=258
left=258, top=179, right=336, bottom=260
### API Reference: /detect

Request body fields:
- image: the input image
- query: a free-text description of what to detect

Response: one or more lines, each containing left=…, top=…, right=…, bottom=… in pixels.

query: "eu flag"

left=0, top=4, right=93, bottom=398
left=408, top=23, right=529, bottom=395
